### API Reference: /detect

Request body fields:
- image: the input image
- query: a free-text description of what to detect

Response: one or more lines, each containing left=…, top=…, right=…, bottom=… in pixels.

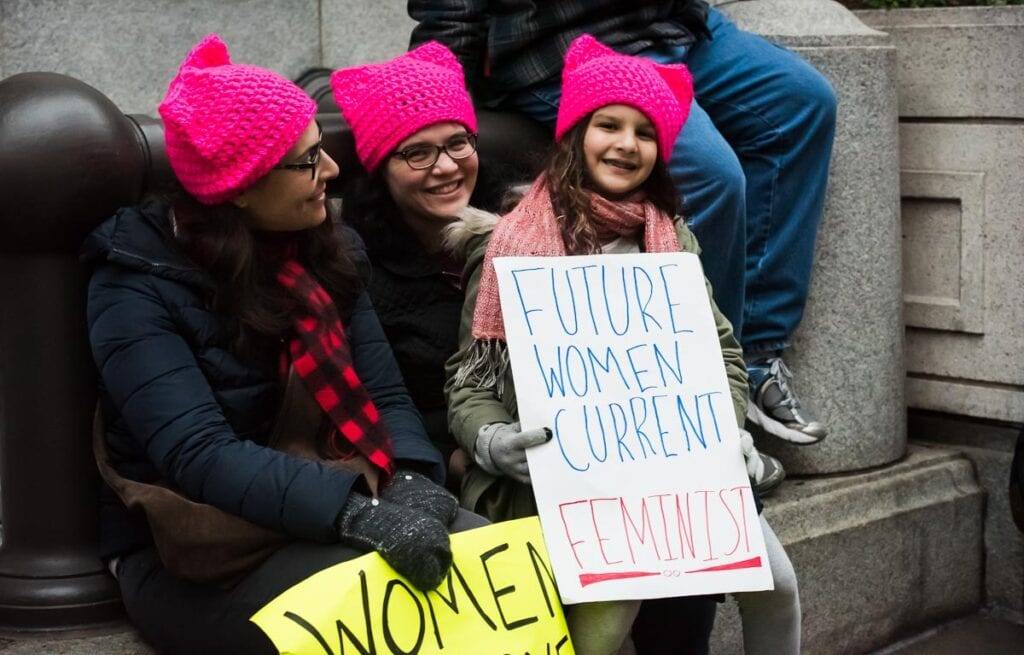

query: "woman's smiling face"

left=383, top=122, right=479, bottom=236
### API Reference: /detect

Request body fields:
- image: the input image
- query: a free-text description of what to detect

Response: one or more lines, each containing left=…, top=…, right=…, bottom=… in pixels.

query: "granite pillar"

left=857, top=7, right=1024, bottom=425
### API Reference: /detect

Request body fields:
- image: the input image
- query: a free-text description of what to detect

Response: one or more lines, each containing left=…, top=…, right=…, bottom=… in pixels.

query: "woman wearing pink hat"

left=83, top=35, right=484, bottom=654
left=331, top=42, right=489, bottom=486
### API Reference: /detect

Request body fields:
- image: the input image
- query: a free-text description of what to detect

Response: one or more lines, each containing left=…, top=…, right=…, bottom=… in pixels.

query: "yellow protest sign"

left=251, top=517, right=575, bottom=655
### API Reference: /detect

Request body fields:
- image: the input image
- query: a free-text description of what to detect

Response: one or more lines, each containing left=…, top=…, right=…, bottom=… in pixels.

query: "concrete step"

left=871, top=613, right=1024, bottom=655
left=0, top=622, right=152, bottom=655
left=711, top=444, right=985, bottom=654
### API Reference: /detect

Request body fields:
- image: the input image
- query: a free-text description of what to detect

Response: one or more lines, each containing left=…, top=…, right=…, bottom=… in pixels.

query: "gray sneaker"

left=754, top=452, right=786, bottom=497
left=747, top=357, right=828, bottom=445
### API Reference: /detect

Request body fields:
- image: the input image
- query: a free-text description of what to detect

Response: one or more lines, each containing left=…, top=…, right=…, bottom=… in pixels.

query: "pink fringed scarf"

left=456, top=179, right=680, bottom=392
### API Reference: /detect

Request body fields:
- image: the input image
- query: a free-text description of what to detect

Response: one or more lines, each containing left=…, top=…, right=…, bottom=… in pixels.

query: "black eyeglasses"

left=392, top=133, right=478, bottom=170
left=272, top=122, right=323, bottom=180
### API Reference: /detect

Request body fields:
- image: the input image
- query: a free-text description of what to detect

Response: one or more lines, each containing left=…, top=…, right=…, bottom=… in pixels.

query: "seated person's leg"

left=566, top=599, right=642, bottom=655
left=504, top=79, right=562, bottom=128
left=631, top=594, right=718, bottom=655
left=116, top=544, right=328, bottom=655
left=686, top=9, right=838, bottom=445
left=640, top=42, right=747, bottom=339
left=629, top=51, right=784, bottom=492
left=731, top=515, right=801, bottom=655
left=118, top=509, right=487, bottom=654
left=667, top=99, right=747, bottom=337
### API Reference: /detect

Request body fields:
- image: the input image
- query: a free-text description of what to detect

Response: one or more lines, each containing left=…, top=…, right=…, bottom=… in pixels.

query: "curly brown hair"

left=542, top=114, right=682, bottom=255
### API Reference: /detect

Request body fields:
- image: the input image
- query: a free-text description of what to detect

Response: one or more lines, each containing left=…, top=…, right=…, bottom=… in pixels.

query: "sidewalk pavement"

left=871, top=613, right=1024, bottom=655
left=2, top=612, right=1022, bottom=654
left=0, top=622, right=152, bottom=655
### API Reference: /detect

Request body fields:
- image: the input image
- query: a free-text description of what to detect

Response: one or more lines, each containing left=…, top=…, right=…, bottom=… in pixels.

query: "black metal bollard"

left=0, top=72, right=165, bottom=630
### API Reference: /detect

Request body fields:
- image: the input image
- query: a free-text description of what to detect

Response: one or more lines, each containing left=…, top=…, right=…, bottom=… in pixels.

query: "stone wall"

left=0, top=0, right=414, bottom=115
left=712, top=446, right=984, bottom=654
left=857, top=7, right=1024, bottom=426
left=857, top=6, right=1024, bottom=621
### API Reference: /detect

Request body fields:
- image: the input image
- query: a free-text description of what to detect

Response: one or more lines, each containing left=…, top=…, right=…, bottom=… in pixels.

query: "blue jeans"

left=506, top=9, right=837, bottom=353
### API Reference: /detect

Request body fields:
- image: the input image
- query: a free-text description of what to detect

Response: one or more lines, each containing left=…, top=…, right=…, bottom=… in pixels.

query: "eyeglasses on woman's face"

left=272, top=122, right=323, bottom=180
left=391, top=133, right=479, bottom=170
left=236, top=120, right=338, bottom=233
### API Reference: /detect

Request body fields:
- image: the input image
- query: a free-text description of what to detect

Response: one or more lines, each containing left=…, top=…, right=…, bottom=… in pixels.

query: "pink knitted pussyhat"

left=330, top=42, right=477, bottom=173
left=159, top=34, right=317, bottom=205
left=556, top=35, right=694, bottom=162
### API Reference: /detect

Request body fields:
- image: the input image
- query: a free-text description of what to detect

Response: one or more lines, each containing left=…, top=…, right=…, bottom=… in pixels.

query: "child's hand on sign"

left=474, top=421, right=552, bottom=484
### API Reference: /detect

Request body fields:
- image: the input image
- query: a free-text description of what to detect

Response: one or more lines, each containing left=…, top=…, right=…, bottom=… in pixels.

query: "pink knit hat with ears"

left=159, top=34, right=317, bottom=205
left=556, top=35, right=694, bottom=162
left=330, top=42, right=477, bottom=173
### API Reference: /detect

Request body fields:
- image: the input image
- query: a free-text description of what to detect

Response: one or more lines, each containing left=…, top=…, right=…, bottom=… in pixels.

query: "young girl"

left=446, top=35, right=800, bottom=655
left=85, top=35, right=484, bottom=654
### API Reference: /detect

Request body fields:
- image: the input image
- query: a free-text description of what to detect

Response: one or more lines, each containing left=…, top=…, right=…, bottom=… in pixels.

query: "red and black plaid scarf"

left=276, top=260, right=395, bottom=477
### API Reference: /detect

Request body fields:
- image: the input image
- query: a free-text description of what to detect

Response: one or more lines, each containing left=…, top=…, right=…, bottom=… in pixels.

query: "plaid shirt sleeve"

left=410, top=0, right=711, bottom=102
left=408, top=0, right=490, bottom=94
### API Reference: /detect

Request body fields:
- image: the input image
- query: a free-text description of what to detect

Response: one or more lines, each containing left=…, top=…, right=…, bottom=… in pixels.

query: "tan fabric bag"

left=93, top=368, right=378, bottom=587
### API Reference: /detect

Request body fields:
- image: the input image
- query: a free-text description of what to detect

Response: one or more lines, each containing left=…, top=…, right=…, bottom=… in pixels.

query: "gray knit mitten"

left=474, top=421, right=551, bottom=485
left=739, top=428, right=764, bottom=480
left=380, top=469, right=460, bottom=527
left=336, top=493, right=452, bottom=590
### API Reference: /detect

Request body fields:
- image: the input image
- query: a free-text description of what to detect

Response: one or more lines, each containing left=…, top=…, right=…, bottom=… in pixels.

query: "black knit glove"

left=380, top=469, right=460, bottom=527
left=336, top=493, right=452, bottom=590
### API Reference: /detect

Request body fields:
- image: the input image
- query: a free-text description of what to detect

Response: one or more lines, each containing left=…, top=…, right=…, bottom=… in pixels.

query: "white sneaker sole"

left=747, top=403, right=825, bottom=445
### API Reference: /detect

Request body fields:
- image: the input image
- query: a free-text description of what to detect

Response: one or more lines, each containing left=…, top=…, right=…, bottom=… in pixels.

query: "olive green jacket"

left=443, top=208, right=749, bottom=520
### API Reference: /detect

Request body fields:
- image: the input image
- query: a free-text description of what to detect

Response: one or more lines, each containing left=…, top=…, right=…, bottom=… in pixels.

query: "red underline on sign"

left=578, top=571, right=662, bottom=587
left=686, top=556, right=763, bottom=573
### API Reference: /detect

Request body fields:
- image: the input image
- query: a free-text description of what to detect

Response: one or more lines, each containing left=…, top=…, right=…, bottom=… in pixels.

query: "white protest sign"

left=494, top=253, right=773, bottom=604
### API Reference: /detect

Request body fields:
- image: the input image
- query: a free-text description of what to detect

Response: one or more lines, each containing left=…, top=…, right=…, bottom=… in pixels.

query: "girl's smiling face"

left=582, top=104, right=658, bottom=199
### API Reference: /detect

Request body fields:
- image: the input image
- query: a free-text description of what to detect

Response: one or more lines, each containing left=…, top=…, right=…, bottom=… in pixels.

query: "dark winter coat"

left=350, top=224, right=465, bottom=464
left=82, top=200, right=443, bottom=560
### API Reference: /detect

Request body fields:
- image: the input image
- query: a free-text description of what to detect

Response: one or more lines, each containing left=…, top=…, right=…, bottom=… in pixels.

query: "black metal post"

left=0, top=73, right=149, bottom=630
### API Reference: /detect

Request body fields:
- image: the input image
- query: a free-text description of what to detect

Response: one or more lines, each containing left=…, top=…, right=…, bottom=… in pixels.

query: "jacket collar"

left=440, top=206, right=500, bottom=257
left=80, top=198, right=212, bottom=290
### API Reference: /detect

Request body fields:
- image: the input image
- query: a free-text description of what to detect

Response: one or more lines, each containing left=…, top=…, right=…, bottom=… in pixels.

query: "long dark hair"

left=542, top=114, right=681, bottom=255
left=171, top=194, right=362, bottom=357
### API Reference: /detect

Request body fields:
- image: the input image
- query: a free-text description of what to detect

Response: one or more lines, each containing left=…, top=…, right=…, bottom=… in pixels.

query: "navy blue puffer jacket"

left=82, top=200, right=444, bottom=559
